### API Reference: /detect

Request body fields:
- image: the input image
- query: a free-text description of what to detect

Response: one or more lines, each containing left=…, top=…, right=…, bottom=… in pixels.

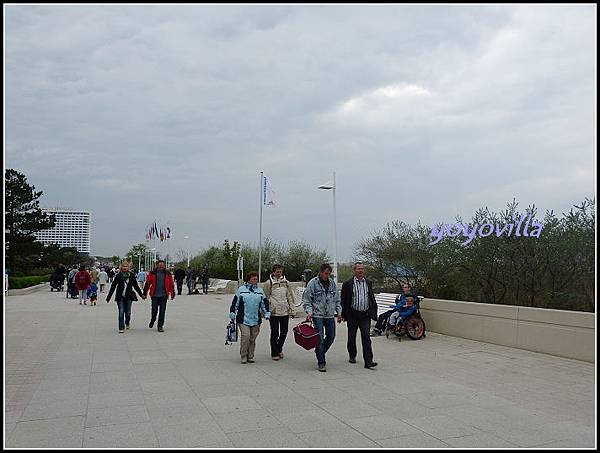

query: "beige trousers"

left=239, top=324, right=261, bottom=359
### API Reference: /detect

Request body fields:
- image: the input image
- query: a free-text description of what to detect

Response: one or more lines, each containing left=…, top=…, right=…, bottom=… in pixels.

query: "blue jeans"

left=313, top=317, right=336, bottom=365
left=117, top=298, right=133, bottom=330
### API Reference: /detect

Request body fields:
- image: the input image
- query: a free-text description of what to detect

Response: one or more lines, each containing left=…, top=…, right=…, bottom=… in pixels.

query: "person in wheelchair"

left=371, top=282, right=418, bottom=336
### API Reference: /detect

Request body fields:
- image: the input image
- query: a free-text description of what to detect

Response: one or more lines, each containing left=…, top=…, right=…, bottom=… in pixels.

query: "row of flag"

left=146, top=222, right=172, bottom=242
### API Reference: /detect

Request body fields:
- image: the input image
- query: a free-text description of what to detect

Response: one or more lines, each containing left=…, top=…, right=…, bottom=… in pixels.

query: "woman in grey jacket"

left=264, top=264, right=295, bottom=360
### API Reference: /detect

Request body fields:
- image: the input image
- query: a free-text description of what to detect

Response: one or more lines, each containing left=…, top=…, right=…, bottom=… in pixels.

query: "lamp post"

left=137, top=252, right=141, bottom=272
left=151, top=248, right=156, bottom=268
left=184, top=235, right=190, bottom=267
left=318, top=171, right=338, bottom=286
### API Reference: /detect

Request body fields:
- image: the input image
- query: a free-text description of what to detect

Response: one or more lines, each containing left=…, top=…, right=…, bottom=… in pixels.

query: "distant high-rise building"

left=35, top=208, right=91, bottom=254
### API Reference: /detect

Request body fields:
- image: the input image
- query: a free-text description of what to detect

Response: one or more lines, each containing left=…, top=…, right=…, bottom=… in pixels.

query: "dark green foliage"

left=356, top=198, right=595, bottom=312
left=8, top=275, right=52, bottom=289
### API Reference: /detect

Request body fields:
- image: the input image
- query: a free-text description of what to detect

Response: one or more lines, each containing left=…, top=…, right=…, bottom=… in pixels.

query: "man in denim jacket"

left=302, top=263, right=342, bottom=372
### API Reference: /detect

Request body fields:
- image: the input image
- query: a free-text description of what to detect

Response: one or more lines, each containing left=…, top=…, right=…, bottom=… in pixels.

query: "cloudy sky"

left=4, top=4, right=596, bottom=262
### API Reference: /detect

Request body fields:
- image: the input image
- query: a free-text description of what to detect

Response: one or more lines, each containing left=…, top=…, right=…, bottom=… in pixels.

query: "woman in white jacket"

left=264, top=264, right=295, bottom=360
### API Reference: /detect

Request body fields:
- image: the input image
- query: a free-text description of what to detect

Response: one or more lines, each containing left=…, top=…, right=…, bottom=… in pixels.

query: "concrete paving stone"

left=144, top=391, right=203, bottom=408
left=227, top=427, right=309, bottom=448
left=155, top=419, right=230, bottom=447
left=375, top=432, right=451, bottom=448
left=139, top=379, right=193, bottom=395
left=21, top=397, right=88, bottom=421
left=257, top=394, right=321, bottom=416
left=312, top=397, right=383, bottom=421
left=480, top=425, right=571, bottom=447
left=147, top=403, right=214, bottom=426
left=7, top=415, right=85, bottom=445
left=85, top=405, right=150, bottom=428
left=297, top=427, right=379, bottom=448
left=274, top=409, right=350, bottom=434
left=531, top=438, right=598, bottom=448
left=4, top=404, right=28, bottom=424
left=6, top=434, right=84, bottom=448
left=536, top=420, right=596, bottom=446
left=37, top=374, right=91, bottom=389
left=443, top=431, right=521, bottom=447
left=83, top=421, right=159, bottom=448
left=87, top=391, right=146, bottom=409
left=213, top=409, right=282, bottom=433
left=405, top=414, right=480, bottom=439
left=202, top=395, right=262, bottom=414
left=346, top=414, right=424, bottom=439
left=91, top=360, right=135, bottom=373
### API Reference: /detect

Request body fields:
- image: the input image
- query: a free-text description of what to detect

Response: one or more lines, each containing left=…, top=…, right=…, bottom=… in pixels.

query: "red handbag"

left=293, top=320, right=321, bottom=350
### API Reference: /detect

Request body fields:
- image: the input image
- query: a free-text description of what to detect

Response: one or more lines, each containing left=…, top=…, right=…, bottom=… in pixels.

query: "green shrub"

left=8, top=274, right=51, bottom=289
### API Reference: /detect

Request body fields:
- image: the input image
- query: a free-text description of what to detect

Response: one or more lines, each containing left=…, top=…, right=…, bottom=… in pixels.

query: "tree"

left=356, top=198, right=595, bottom=312
left=5, top=169, right=56, bottom=275
left=125, top=243, right=149, bottom=269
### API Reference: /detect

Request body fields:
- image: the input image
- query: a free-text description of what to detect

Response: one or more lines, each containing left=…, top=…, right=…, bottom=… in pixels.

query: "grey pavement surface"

left=4, top=288, right=597, bottom=448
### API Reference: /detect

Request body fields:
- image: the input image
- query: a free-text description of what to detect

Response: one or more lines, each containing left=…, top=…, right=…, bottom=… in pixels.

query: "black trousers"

left=374, top=310, right=394, bottom=331
left=269, top=315, right=289, bottom=357
left=347, top=308, right=374, bottom=364
left=175, top=280, right=184, bottom=295
left=151, top=296, right=168, bottom=328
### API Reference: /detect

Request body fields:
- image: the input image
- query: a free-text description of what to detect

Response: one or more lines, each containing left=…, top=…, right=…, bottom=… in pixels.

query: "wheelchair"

left=384, top=296, right=426, bottom=341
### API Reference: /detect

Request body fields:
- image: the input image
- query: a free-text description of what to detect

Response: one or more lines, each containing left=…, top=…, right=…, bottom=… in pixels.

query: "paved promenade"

left=4, top=287, right=596, bottom=448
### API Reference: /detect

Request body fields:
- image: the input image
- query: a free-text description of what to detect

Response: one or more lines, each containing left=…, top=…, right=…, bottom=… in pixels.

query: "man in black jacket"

left=174, top=267, right=186, bottom=296
left=341, top=262, right=378, bottom=369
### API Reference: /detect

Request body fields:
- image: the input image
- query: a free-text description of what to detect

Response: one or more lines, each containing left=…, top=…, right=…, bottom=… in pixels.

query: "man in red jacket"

left=143, top=260, right=175, bottom=332
left=74, top=266, right=92, bottom=305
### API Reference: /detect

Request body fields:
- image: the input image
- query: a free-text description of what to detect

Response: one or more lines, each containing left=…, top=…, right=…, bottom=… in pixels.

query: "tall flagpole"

left=258, top=171, right=263, bottom=282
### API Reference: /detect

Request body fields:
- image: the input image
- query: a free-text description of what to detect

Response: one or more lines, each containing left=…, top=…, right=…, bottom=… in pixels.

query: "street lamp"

left=137, top=252, right=141, bottom=272
left=184, top=235, right=190, bottom=267
left=318, top=171, right=338, bottom=286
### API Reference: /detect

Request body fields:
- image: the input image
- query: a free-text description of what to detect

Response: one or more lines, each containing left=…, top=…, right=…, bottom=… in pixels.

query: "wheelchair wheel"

left=406, top=317, right=425, bottom=340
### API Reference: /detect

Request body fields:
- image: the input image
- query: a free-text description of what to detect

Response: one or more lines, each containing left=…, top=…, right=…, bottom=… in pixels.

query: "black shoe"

left=349, top=357, right=357, bottom=364
left=365, top=362, right=378, bottom=369
left=158, top=327, right=164, bottom=332
left=149, top=321, right=154, bottom=329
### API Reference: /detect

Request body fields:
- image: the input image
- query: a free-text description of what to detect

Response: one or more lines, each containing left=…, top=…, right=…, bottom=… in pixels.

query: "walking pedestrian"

left=107, top=267, right=115, bottom=283
left=106, top=262, right=144, bottom=333
left=67, top=265, right=78, bottom=298
left=264, top=264, right=295, bottom=360
left=90, top=267, right=99, bottom=284
left=341, top=261, right=378, bottom=369
left=229, top=272, right=270, bottom=364
left=186, top=267, right=196, bottom=295
left=98, top=268, right=108, bottom=292
left=201, top=268, right=209, bottom=294
left=74, top=265, right=92, bottom=305
left=143, top=260, right=175, bottom=332
left=174, top=267, right=186, bottom=296
left=302, top=263, right=342, bottom=372
left=136, top=268, right=147, bottom=292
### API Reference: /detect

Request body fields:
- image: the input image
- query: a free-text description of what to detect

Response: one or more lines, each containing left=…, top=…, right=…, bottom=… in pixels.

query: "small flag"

left=166, top=225, right=171, bottom=239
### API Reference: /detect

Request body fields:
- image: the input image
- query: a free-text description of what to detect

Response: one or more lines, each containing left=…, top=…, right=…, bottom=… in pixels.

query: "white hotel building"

left=35, top=209, right=91, bottom=254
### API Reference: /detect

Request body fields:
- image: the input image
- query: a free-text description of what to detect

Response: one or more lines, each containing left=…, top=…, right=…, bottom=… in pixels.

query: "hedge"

left=8, top=274, right=52, bottom=289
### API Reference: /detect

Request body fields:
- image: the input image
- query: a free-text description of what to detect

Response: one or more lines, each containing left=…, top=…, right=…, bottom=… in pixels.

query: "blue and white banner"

left=263, top=175, right=276, bottom=207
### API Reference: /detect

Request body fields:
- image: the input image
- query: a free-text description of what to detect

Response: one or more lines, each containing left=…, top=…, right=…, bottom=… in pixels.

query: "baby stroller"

left=50, top=272, right=65, bottom=292
left=385, top=296, right=427, bottom=341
